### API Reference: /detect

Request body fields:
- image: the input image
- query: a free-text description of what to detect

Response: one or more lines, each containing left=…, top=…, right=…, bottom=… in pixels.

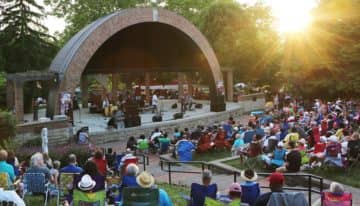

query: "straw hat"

left=78, top=174, right=96, bottom=191
left=241, top=169, right=258, bottom=182
left=136, top=171, right=155, bottom=188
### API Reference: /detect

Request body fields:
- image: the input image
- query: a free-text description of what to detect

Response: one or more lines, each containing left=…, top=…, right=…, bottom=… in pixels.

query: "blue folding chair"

left=241, top=182, right=260, bottom=206
left=244, top=130, right=255, bottom=144
left=190, top=183, right=217, bottom=206
left=23, top=173, right=59, bottom=206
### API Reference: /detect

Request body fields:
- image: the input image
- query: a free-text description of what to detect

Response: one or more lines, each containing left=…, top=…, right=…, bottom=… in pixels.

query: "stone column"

left=187, top=73, right=193, bottom=97
left=111, top=73, right=119, bottom=102
left=226, top=70, right=234, bottom=102
left=145, top=72, right=150, bottom=103
left=14, top=81, right=24, bottom=123
left=178, top=72, right=184, bottom=101
left=81, top=75, right=89, bottom=108
left=6, top=80, right=14, bottom=109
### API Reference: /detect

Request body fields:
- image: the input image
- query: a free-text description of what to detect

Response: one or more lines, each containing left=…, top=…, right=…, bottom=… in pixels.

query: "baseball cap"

left=269, top=172, right=284, bottom=185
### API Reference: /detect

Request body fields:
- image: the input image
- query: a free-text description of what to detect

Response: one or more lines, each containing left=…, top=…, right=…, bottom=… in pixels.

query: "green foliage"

left=0, top=0, right=58, bottom=73
left=198, top=1, right=280, bottom=85
left=0, top=110, right=16, bottom=147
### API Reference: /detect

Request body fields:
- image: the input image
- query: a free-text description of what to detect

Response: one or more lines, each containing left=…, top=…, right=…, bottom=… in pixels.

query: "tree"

left=278, top=0, right=360, bottom=99
left=198, top=1, right=280, bottom=86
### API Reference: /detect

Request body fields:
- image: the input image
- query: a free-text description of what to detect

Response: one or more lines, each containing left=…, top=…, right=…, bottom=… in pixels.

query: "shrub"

left=0, top=110, right=16, bottom=147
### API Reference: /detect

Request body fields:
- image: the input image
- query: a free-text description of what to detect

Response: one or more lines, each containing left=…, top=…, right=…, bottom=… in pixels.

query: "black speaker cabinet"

left=152, top=115, right=162, bottom=122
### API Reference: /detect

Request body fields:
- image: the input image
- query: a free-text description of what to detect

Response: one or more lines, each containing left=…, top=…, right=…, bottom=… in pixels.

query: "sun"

left=270, top=0, right=316, bottom=33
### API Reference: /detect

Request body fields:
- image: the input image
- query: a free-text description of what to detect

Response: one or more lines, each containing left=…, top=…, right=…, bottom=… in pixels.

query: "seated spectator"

left=77, top=174, right=97, bottom=192
left=348, top=132, right=360, bottom=165
left=218, top=182, right=242, bottom=204
left=119, top=149, right=137, bottom=174
left=324, top=135, right=343, bottom=167
left=50, top=160, right=61, bottom=186
left=137, top=134, right=149, bottom=154
left=312, top=182, right=352, bottom=206
left=116, top=163, right=139, bottom=202
left=231, top=134, right=245, bottom=156
left=60, top=154, right=83, bottom=174
left=297, top=138, right=307, bottom=151
left=262, top=142, right=286, bottom=168
left=308, top=136, right=327, bottom=167
left=126, top=136, right=137, bottom=152
left=159, top=133, right=171, bottom=154
left=6, top=150, right=20, bottom=177
left=73, top=161, right=105, bottom=192
left=190, top=170, right=217, bottom=206
left=0, top=150, right=15, bottom=183
left=136, top=171, right=173, bottom=206
left=254, top=172, right=307, bottom=206
left=240, top=169, right=260, bottom=206
left=89, top=149, right=112, bottom=176
left=283, top=127, right=299, bottom=147
left=197, top=132, right=214, bottom=153
left=276, top=141, right=301, bottom=173
left=0, top=187, right=26, bottom=206
left=26, top=152, right=51, bottom=183
left=254, top=172, right=285, bottom=206
left=172, top=128, right=181, bottom=143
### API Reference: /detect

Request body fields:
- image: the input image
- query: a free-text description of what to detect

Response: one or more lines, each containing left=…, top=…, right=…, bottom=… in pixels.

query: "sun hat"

left=330, top=182, right=344, bottom=195
left=269, top=172, right=284, bottom=185
left=320, top=136, right=327, bottom=143
left=241, top=169, right=258, bottom=182
left=136, top=171, right=155, bottom=188
left=78, top=174, right=96, bottom=191
left=329, top=135, right=338, bottom=143
left=277, top=142, right=284, bottom=148
left=229, top=183, right=241, bottom=193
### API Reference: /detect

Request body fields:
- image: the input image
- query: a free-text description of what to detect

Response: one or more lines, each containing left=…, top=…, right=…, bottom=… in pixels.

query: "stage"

left=22, top=94, right=265, bottom=145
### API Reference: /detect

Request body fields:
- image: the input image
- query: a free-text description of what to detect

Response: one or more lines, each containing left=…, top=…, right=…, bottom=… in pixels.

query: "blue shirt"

left=0, top=161, right=15, bottom=182
left=159, top=188, right=173, bottom=206
left=232, top=138, right=245, bottom=149
left=60, top=164, right=83, bottom=174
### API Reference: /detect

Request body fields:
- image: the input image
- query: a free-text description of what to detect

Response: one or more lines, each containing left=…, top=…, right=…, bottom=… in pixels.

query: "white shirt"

left=152, top=94, right=158, bottom=106
left=0, top=189, right=25, bottom=206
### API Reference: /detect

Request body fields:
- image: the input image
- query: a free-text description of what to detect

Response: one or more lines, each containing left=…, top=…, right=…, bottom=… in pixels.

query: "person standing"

left=32, top=98, right=38, bottom=121
left=152, top=92, right=158, bottom=114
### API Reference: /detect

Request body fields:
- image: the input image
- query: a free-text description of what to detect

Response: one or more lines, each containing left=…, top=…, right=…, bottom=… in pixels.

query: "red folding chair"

left=322, top=192, right=352, bottom=206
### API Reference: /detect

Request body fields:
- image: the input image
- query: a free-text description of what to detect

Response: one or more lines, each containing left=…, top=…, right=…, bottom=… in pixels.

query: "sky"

left=40, top=0, right=318, bottom=35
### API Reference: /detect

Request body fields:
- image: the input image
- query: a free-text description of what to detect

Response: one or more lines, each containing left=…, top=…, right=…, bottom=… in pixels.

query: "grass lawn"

left=192, top=150, right=231, bottom=162
left=158, top=183, right=190, bottom=206
left=224, top=157, right=360, bottom=188
left=310, top=166, right=360, bottom=188
left=24, top=195, right=58, bottom=206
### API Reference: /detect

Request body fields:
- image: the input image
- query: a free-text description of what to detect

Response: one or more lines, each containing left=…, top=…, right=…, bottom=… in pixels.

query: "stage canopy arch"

left=47, top=8, right=224, bottom=116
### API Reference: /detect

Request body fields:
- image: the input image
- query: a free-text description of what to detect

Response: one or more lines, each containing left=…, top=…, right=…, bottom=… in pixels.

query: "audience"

left=276, top=141, right=301, bottom=173
left=240, top=169, right=260, bottom=206
left=26, top=152, right=52, bottom=183
left=0, top=149, right=15, bottom=183
left=60, top=154, right=83, bottom=174
left=254, top=172, right=285, bottom=206
left=136, top=171, right=173, bottom=206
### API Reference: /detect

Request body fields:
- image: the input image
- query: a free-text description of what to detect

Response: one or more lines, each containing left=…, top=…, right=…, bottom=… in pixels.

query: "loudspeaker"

left=210, top=95, right=226, bottom=112
left=173, top=112, right=183, bottom=119
left=124, top=116, right=141, bottom=128
left=195, top=103, right=203, bottom=109
left=171, top=103, right=178, bottom=109
left=152, top=115, right=162, bottom=122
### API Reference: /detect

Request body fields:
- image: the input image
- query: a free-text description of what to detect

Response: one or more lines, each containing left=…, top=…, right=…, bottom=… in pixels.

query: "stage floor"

left=24, top=100, right=241, bottom=133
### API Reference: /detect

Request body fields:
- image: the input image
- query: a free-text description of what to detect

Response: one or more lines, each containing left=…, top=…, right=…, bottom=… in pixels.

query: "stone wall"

left=15, top=120, right=73, bottom=145
left=237, top=93, right=266, bottom=113
left=14, top=93, right=265, bottom=146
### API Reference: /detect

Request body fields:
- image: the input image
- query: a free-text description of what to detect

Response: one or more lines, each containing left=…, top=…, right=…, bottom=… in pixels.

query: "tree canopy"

left=0, top=0, right=58, bottom=73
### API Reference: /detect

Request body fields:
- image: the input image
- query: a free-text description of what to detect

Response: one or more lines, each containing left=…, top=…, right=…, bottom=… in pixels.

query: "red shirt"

left=314, top=142, right=326, bottom=153
left=92, top=158, right=107, bottom=176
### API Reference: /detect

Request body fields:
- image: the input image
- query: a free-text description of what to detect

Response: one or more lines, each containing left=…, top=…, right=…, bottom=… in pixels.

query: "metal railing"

left=159, top=158, right=323, bottom=205
left=135, top=154, right=150, bottom=171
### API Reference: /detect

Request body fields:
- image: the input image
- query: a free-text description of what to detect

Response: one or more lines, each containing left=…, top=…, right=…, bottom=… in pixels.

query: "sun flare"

left=271, top=0, right=316, bottom=33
